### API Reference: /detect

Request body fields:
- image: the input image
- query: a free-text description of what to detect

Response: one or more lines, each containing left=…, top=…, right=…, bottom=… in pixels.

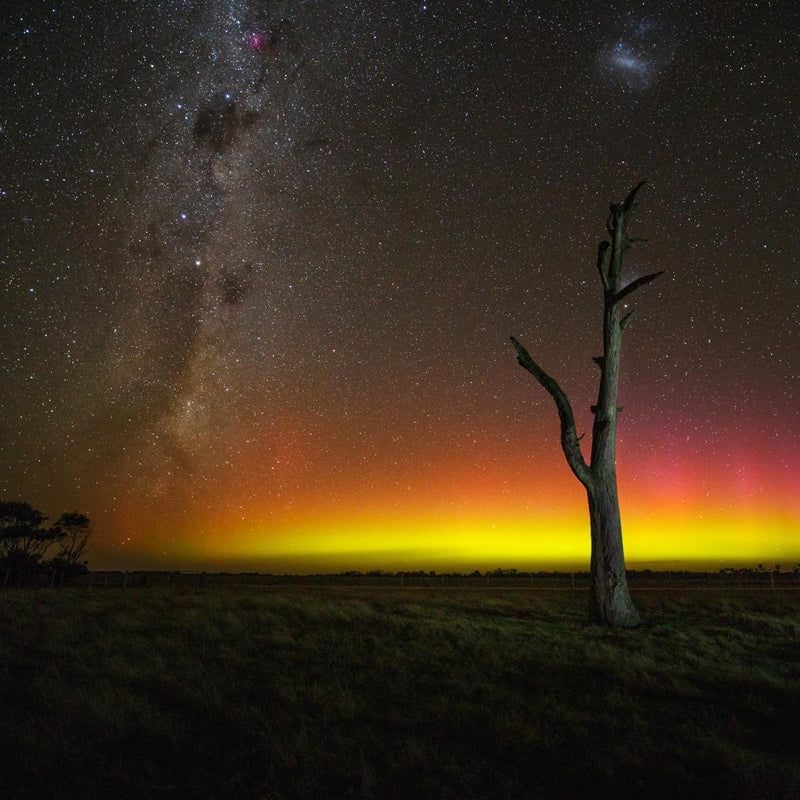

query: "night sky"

left=1, top=1, right=798, bottom=572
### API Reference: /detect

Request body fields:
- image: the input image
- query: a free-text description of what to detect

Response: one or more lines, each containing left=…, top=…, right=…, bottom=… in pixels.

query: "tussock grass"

left=1, top=587, right=798, bottom=799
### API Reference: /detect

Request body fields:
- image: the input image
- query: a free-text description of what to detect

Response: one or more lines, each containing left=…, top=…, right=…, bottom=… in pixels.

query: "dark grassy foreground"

left=1, top=587, right=799, bottom=799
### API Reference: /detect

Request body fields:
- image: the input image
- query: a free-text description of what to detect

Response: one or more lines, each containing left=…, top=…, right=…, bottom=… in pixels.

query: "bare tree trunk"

left=511, top=182, right=662, bottom=628
left=587, top=480, right=639, bottom=627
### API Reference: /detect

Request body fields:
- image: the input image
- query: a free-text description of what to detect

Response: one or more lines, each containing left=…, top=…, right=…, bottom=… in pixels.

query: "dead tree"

left=511, top=182, right=663, bottom=627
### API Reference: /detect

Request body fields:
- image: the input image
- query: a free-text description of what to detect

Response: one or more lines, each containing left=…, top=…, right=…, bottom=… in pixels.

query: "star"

left=0, top=1, right=796, bottom=574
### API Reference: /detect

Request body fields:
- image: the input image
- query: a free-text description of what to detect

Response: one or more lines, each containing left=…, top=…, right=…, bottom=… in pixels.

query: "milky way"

left=1, top=1, right=798, bottom=571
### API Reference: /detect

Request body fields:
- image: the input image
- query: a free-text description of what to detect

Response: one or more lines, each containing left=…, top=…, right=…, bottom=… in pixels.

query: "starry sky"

left=1, top=0, right=798, bottom=572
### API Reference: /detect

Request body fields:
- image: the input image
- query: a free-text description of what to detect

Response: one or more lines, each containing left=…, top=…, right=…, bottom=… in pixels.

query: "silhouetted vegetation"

left=0, top=501, right=91, bottom=583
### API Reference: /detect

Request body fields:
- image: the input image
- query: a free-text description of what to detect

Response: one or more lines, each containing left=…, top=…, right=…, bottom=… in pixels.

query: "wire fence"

left=2, top=567, right=799, bottom=591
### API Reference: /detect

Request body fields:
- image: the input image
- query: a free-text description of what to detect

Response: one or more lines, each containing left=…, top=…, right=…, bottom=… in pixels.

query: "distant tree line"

left=0, top=501, right=91, bottom=575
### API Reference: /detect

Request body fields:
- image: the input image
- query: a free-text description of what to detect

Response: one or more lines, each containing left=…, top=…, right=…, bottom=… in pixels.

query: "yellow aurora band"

left=106, top=500, right=798, bottom=574
left=92, top=412, right=799, bottom=572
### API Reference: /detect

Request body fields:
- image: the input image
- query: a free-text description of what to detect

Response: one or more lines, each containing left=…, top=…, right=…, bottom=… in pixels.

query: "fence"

left=2, top=567, right=799, bottom=591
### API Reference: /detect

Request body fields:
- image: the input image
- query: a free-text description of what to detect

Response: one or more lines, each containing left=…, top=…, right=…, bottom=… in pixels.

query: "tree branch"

left=621, top=180, right=646, bottom=222
left=595, top=241, right=610, bottom=291
left=619, top=308, right=637, bottom=332
left=611, top=270, right=664, bottom=306
left=510, top=336, right=593, bottom=488
left=607, top=180, right=647, bottom=244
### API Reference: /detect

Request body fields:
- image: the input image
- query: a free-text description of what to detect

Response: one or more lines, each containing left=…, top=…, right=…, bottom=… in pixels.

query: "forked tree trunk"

left=511, top=182, right=662, bottom=627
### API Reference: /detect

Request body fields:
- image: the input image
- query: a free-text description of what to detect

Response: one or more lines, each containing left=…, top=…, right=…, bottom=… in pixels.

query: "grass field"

left=1, top=586, right=799, bottom=799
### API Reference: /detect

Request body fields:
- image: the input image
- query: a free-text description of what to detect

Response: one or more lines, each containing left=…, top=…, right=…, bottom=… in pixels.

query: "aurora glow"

left=1, top=1, right=797, bottom=572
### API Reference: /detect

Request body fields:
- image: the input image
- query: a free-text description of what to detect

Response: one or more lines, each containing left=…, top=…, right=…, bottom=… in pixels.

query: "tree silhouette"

left=511, top=182, right=662, bottom=627
left=0, top=502, right=92, bottom=576
left=51, top=512, right=92, bottom=573
left=0, top=501, right=53, bottom=569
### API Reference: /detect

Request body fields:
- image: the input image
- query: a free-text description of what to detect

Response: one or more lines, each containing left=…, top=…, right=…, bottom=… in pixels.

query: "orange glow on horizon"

left=87, top=404, right=800, bottom=573
left=93, top=477, right=800, bottom=573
